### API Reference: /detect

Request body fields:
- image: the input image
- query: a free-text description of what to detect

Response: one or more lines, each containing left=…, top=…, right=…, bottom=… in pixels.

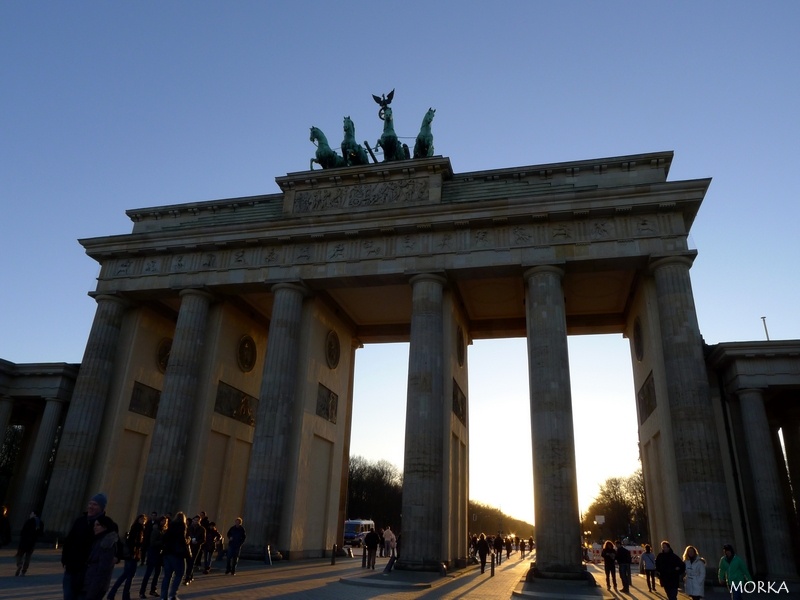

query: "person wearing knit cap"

left=61, top=493, right=117, bottom=600
left=91, top=493, right=107, bottom=512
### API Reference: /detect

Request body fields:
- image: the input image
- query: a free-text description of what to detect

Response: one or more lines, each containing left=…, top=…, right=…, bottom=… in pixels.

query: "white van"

left=343, top=519, right=375, bottom=547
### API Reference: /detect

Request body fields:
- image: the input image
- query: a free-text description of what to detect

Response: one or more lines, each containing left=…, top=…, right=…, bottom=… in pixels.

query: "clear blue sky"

left=2, top=2, right=798, bottom=525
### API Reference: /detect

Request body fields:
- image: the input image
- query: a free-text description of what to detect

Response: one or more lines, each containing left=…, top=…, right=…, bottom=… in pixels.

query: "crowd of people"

left=50, top=493, right=247, bottom=600
left=467, top=533, right=534, bottom=574
left=0, top=498, right=763, bottom=600
left=597, top=538, right=752, bottom=600
left=362, top=524, right=397, bottom=569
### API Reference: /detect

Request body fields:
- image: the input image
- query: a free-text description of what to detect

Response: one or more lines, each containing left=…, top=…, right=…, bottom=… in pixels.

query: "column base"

left=527, top=563, right=591, bottom=581
left=395, top=558, right=446, bottom=572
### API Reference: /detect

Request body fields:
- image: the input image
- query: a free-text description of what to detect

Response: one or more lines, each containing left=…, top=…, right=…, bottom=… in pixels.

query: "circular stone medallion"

left=237, top=335, right=257, bottom=372
left=326, top=330, right=340, bottom=369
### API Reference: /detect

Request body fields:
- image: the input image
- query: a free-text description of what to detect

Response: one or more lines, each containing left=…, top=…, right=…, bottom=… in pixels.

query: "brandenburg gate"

left=30, top=147, right=797, bottom=579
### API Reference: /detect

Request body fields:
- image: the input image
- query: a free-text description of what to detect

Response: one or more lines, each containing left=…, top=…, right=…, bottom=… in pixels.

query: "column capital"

left=408, top=273, right=447, bottom=287
left=270, top=281, right=310, bottom=297
left=90, top=293, right=133, bottom=309
left=523, top=264, right=564, bottom=282
left=178, top=288, right=217, bottom=302
left=649, top=252, right=697, bottom=273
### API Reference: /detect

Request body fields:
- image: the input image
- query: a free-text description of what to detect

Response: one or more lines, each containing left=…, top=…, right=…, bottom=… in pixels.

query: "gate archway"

left=39, top=151, right=788, bottom=577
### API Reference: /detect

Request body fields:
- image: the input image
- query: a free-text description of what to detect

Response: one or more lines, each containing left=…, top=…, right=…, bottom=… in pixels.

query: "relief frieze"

left=201, top=253, right=217, bottom=268
left=293, top=178, right=430, bottom=214
left=104, top=212, right=673, bottom=281
left=551, top=224, right=573, bottom=240
left=635, top=217, right=657, bottom=235
left=144, top=258, right=161, bottom=274
left=231, top=249, right=247, bottom=266
left=512, top=226, right=533, bottom=244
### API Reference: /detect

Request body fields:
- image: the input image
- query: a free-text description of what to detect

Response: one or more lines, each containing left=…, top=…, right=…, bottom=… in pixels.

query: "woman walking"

left=600, top=540, right=617, bottom=591
left=107, top=514, right=146, bottom=599
left=139, top=515, right=167, bottom=598
left=640, top=544, right=657, bottom=592
left=160, top=513, right=190, bottom=600
left=683, top=545, right=706, bottom=600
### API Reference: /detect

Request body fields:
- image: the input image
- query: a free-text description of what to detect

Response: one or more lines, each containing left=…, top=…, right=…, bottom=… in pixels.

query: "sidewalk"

left=0, top=547, right=529, bottom=600
left=2, top=549, right=796, bottom=599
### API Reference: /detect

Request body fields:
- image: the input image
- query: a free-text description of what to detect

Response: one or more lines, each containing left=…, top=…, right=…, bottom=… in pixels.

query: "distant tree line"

left=347, top=455, right=535, bottom=539
left=580, top=468, right=648, bottom=544
left=346, top=455, right=403, bottom=528
left=468, top=500, right=535, bottom=540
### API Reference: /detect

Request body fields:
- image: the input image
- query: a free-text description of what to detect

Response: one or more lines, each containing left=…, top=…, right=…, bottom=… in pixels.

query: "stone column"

left=398, top=274, right=446, bottom=571
left=781, top=416, right=800, bottom=522
left=139, top=289, right=214, bottom=514
left=524, top=266, right=582, bottom=575
left=650, top=256, right=734, bottom=555
left=0, top=395, right=12, bottom=449
left=738, top=388, right=797, bottom=578
left=243, top=282, right=306, bottom=556
left=12, top=398, right=64, bottom=529
left=43, top=294, right=129, bottom=535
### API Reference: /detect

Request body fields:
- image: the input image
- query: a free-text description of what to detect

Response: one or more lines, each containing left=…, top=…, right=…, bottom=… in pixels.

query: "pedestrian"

left=641, top=543, right=657, bottom=592
left=683, top=545, right=706, bottom=600
left=225, top=517, right=247, bottom=575
left=62, top=493, right=117, bottom=600
left=616, top=540, right=632, bottom=593
left=184, top=514, right=205, bottom=584
left=139, top=515, right=167, bottom=599
left=655, top=540, right=685, bottom=600
left=601, top=540, right=617, bottom=591
left=364, top=527, right=380, bottom=569
left=382, top=525, right=396, bottom=558
left=476, top=533, right=490, bottom=574
left=15, top=509, right=44, bottom=576
left=107, top=514, right=146, bottom=599
left=718, top=544, right=752, bottom=600
left=140, top=511, right=158, bottom=567
left=160, top=512, right=190, bottom=600
left=493, top=534, right=504, bottom=565
left=202, top=522, right=221, bottom=574
left=83, top=515, right=120, bottom=600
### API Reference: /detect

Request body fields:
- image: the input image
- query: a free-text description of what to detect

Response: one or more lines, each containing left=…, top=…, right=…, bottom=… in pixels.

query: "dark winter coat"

left=83, top=529, right=119, bottom=600
left=18, top=515, right=44, bottom=552
left=227, top=524, right=247, bottom=557
left=655, top=548, right=686, bottom=588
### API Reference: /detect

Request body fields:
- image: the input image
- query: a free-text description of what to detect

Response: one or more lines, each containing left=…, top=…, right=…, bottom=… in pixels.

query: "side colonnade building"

left=0, top=152, right=797, bottom=578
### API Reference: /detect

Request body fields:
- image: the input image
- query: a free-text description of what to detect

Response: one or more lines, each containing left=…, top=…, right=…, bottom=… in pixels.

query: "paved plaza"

left=2, top=548, right=797, bottom=599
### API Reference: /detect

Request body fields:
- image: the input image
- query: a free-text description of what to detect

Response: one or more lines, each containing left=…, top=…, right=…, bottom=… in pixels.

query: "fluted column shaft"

left=13, top=398, right=64, bottom=530
left=739, top=389, right=797, bottom=578
left=651, top=256, right=734, bottom=553
left=524, top=266, right=582, bottom=574
left=140, top=289, right=213, bottom=514
left=43, top=294, right=128, bottom=534
left=243, top=283, right=306, bottom=555
left=398, top=274, right=446, bottom=570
